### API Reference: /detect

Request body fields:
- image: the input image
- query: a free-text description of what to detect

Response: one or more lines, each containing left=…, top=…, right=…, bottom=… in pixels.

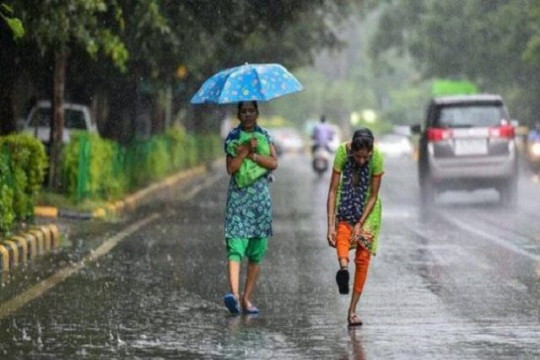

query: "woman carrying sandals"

left=326, top=127, right=384, bottom=327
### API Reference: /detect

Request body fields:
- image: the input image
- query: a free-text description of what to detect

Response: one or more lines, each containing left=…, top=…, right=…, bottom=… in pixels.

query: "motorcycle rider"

left=312, top=114, right=335, bottom=153
left=527, top=121, right=540, bottom=174
left=528, top=121, right=540, bottom=142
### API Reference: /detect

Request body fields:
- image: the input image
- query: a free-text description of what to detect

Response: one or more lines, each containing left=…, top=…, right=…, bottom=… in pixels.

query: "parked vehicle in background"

left=22, top=101, right=98, bottom=146
left=411, top=94, right=518, bottom=205
left=526, top=121, right=540, bottom=174
left=269, top=127, right=304, bottom=154
left=376, top=133, right=413, bottom=158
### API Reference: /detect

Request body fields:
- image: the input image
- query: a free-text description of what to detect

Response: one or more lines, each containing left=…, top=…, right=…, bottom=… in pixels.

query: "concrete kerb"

left=0, top=224, right=60, bottom=275
left=1, top=163, right=214, bottom=276
left=33, top=164, right=208, bottom=221
left=88, top=164, right=208, bottom=218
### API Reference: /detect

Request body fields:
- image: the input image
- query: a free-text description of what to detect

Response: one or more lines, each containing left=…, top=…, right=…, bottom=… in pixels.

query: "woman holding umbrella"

left=191, top=63, right=302, bottom=314
left=223, top=100, right=278, bottom=314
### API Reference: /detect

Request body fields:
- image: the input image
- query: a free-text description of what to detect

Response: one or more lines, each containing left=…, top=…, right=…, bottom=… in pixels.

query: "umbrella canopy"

left=190, top=63, right=303, bottom=104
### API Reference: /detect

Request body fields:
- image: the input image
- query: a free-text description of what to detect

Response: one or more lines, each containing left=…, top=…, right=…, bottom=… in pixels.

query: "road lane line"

left=0, top=213, right=159, bottom=320
left=177, top=171, right=222, bottom=201
left=442, top=213, right=540, bottom=263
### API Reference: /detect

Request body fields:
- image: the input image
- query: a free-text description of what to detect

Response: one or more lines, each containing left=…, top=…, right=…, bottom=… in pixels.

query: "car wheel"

left=499, top=178, right=517, bottom=206
left=420, top=177, right=436, bottom=206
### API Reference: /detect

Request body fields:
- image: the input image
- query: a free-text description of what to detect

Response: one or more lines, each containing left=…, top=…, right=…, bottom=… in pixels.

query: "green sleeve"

left=332, top=143, right=348, bottom=172
left=226, top=140, right=240, bottom=157
left=371, top=147, right=384, bottom=176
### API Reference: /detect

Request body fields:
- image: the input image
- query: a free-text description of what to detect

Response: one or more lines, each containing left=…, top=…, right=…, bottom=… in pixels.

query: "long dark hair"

left=351, top=128, right=374, bottom=152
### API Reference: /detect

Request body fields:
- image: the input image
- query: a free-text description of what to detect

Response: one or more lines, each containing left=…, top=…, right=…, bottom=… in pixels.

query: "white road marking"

left=177, top=172, right=222, bottom=201
left=0, top=214, right=159, bottom=319
left=441, top=213, right=540, bottom=263
left=0, top=170, right=222, bottom=319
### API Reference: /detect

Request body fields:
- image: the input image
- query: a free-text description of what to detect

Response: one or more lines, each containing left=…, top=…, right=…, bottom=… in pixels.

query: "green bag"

left=227, top=131, right=270, bottom=188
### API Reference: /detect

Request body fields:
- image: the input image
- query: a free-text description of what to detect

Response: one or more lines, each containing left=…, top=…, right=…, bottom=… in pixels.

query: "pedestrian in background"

left=326, top=127, right=384, bottom=327
left=223, top=100, right=278, bottom=315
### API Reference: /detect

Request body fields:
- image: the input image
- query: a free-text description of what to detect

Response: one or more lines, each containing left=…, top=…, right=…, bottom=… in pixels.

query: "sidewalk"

left=0, top=162, right=216, bottom=280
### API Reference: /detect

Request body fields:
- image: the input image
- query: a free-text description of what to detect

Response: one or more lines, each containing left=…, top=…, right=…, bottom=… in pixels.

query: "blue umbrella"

left=190, top=63, right=303, bottom=104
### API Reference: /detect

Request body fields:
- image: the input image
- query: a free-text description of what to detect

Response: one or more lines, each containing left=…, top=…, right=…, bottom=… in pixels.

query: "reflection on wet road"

left=0, top=153, right=539, bottom=359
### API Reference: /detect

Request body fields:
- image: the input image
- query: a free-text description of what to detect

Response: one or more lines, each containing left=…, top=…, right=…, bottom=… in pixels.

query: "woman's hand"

left=235, top=143, right=251, bottom=157
left=248, top=137, right=258, bottom=152
left=351, top=223, right=362, bottom=248
left=327, top=228, right=336, bottom=248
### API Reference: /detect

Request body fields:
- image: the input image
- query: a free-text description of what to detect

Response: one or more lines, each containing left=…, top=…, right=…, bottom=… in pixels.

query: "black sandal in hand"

left=336, top=269, right=350, bottom=295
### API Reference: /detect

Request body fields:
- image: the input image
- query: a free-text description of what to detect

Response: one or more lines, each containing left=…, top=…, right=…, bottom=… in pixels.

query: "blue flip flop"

left=243, top=305, right=259, bottom=315
left=224, top=293, right=240, bottom=315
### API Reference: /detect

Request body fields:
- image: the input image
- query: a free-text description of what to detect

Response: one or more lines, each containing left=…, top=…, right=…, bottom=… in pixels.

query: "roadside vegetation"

left=2, top=1, right=540, bottom=235
left=0, top=1, right=364, bottom=236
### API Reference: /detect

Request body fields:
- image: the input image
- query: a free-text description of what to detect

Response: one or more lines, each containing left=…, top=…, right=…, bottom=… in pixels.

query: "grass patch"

left=36, top=190, right=108, bottom=212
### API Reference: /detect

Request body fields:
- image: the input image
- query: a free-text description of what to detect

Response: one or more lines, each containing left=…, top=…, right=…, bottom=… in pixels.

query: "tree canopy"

left=0, top=2, right=24, bottom=40
left=371, top=0, right=540, bottom=123
left=2, top=0, right=366, bottom=139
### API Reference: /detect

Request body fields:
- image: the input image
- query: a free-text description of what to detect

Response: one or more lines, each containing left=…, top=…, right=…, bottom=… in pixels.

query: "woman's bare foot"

left=347, top=313, right=363, bottom=327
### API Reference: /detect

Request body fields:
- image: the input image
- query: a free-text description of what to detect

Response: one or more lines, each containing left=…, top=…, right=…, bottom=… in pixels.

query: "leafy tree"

left=371, top=0, right=540, bottom=123
left=6, top=1, right=368, bottom=144
left=0, top=3, right=23, bottom=39
left=0, top=2, right=24, bottom=135
left=14, top=0, right=128, bottom=188
left=71, top=1, right=366, bottom=138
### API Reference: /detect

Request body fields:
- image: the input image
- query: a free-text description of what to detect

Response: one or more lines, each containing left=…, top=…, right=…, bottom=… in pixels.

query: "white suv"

left=412, top=94, right=518, bottom=205
left=22, top=101, right=98, bottom=144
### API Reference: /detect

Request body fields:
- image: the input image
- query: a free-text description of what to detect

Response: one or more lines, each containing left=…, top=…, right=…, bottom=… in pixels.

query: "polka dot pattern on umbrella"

left=191, top=63, right=303, bottom=104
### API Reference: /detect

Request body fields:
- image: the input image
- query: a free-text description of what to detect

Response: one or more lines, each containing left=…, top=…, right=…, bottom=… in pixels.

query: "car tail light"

left=427, top=128, right=453, bottom=142
left=489, top=125, right=514, bottom=138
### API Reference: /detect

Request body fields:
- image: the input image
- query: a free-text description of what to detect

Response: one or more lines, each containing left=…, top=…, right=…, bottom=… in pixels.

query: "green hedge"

left=0, top=134, right=47, bottom=236
left=61, top=128, right=222, bottom=203
left=62, top=132, right=122, bottom=202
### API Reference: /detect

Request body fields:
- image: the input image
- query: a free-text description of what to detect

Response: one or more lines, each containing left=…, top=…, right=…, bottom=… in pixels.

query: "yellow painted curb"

left=38, top=226, right=52, bottom=252
left=124, top=196, right=136, bottom=211
left=106, top=203, right=116, bottom=216
left=164, top=177, right=176, bottom=186
left=30, top=229, right=45, bottom=255
left=0, top=245, right=9, bottom=272
left=24, top=233, right=37, bottom=259
left=114, top=200, right=125, bottom=212
left=1, top=241, right=19, bottom=267
left=30, top=230, right=44, bottom=256
left=11, top=236, right=28, bottom=265
left=92, top=208, right=106, bottom=218
left=48, top=224, right=60, bottom=248
left=0, top=224, right=63, bottom=274
left=34, top=206, right=59, bottom=218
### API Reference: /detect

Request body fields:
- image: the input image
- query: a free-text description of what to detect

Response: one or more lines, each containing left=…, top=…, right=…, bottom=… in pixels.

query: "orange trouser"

left=335, top=221, right=371, bottom=294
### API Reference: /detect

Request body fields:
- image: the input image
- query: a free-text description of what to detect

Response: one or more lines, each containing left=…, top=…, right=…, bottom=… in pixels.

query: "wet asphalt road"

left=1, top=153, right=539, bottom=359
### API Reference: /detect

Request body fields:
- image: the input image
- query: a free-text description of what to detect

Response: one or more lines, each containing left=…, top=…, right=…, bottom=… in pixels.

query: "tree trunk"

left=48, top=50, right=68, bottom=189
left=151, top=92, right=165, bottom=135
left=0, top=26, right=16, bottom=135
left=0, top=82, right=15, bottom=135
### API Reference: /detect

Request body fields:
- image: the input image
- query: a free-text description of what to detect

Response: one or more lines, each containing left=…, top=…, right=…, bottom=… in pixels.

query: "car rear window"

left=435, top=104, right=508, bottom=128
left=28, top=108, right=87, bottom=129
left=65, top=109, right=87, bottom=129
left=29, top=108, right=51, bottom=127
